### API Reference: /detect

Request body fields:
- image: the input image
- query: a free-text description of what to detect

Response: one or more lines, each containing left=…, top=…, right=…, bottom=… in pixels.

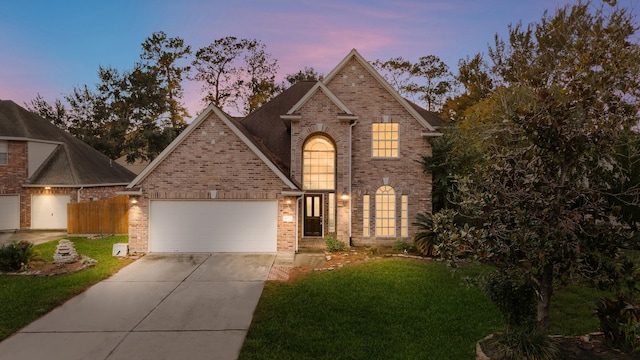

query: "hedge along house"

left=125, top=49, right=443, bottom=254
left=0, top=100, right=136, bottom=231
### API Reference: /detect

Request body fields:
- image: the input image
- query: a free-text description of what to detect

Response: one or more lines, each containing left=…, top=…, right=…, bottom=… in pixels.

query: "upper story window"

left=303, top=135, right=335, bottom=190
left=0, top=141, right=7, bottom=165
left=372, top=122, right=398, bottom=158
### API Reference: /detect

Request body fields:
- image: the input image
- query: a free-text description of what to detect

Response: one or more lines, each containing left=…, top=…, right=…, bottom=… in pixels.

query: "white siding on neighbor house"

left=149, top=200, right=277, bottom=253
left=0, top=195, right=20, bottom=230
left=31, top=194, right=70, bottom=229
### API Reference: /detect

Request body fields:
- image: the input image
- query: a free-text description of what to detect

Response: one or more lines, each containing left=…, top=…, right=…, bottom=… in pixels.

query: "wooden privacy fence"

left=67, top=195, right=128, bottom=235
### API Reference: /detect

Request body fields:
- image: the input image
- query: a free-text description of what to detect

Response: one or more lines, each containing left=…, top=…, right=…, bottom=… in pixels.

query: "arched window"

left=375, top=185, right=395, bottom=236
left=303, top=135, right=335, bottom=190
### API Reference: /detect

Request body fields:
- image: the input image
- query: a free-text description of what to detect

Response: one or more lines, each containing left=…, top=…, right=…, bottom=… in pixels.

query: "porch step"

left=298, top=237, right=326, bottom=249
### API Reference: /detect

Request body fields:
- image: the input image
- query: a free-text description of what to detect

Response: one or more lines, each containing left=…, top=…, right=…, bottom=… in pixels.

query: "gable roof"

left=241, top=81, right=316, bottom=176
left=286, top=81, right=354, bottom=116
left=128, top=104, right=299, bottom=190
left=0, top=100, right=135, bottom=187
left=323, top=49, right=440, bottom=133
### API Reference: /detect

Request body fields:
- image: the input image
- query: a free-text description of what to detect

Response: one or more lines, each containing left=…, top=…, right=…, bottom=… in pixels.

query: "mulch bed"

left=1, top=256, right=98, bottom=276
left=479, top=333, right=637, bottom=359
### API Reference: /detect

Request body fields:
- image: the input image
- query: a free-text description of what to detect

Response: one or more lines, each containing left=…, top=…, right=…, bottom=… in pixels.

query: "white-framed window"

left=0, top=140, right=7, bottom=165
left=303, top=135, right=335, bottom=190
left=363, top=195, right=370, bottom=237
left=372, top=123, right=399, bottom=158
left=401, top=195, right=408, bottom=238
left=375, top=185, right=396, bottom=237
left=328, top=193, right=336, bottom=233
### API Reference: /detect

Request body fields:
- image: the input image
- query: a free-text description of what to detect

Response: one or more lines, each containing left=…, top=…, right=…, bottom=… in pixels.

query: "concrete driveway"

left=0, top=253, right=276, bottom=360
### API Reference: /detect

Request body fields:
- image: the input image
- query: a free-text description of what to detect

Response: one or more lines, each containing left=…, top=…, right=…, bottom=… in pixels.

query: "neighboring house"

left=0, top=100, right=136, bottom=231
left=125, top=49, right=444, bottom=254
left=115, top=156, right=149, bottom=175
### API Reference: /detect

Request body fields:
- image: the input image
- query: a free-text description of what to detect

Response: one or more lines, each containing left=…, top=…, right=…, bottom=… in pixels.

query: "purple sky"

left=1, top=0, right=635, bottom=120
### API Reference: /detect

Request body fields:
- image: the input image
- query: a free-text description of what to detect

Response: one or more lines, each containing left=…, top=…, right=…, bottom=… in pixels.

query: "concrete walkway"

left=0, top=253, right=275, bottom=360
left=0, top=230, right=68, bottom=246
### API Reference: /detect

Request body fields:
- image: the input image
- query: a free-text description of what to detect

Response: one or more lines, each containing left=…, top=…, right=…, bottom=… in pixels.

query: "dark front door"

left=304, top=194, right=323, bottom=237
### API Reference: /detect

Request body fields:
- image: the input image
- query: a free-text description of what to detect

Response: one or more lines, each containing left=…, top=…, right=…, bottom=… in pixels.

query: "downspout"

left=77, top=186, right=83, bottom=202
left=348, top=120, right=358, bottom=245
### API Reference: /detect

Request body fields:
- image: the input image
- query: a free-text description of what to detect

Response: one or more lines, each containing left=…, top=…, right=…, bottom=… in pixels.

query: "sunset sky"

left=1, top=0, right=636, bottom=119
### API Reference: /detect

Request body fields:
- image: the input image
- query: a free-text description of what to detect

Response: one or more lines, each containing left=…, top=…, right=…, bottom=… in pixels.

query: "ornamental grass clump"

left=0, top=240, right=39, bottom=272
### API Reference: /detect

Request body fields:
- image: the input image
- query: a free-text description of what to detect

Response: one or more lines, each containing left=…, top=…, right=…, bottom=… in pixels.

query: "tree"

left=140, top=31, right=191, bottom=135
left=411, top=55, right=452, bottom=112
left=373, top=55, right=452, bottom=112
left=241, top=41, right=280, bottom=113
left=372, top=57, right=415, bottom=96
left=428, top=1, right=640, bottom=333
left=284, top=66, right=321, bottom=86
left=24, top=94, right=68, bottom=130
left=440, top=54, right=494, bottom=122
left=191, top=37, right=279, bottom=115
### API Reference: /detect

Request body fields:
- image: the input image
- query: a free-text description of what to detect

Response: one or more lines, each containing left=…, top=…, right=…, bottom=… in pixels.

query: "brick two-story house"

left=125, top=49, right=443, bottom=254
left=0, top=100, right=136, bottom=231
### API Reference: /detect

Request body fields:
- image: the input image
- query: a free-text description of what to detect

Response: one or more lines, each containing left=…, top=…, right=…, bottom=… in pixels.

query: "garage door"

left=150, top=200, right=277, bottom=253
left=0, top=195, right=20, bottom=230
left=31, top=194, right=70, bottom=229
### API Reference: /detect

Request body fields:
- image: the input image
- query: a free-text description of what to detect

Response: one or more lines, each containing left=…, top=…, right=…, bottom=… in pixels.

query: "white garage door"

left=150, top=200, right=277, bottom=253
left=0, top=195, right=20, bottom=230
left=31, top=194, right=70, bottom=229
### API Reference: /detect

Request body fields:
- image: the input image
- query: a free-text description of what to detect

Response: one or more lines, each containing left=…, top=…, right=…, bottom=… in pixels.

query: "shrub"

left=325, top=236, right=346, bottom=252
left=392, top=240, right=410, bottom=251
left=488, top=325, right=559, bottom=360
left=595, top=293, right=640, bottom=353
left=483, top=271, right=537, bottom=330
left=0, top=241, right=38, bottom=271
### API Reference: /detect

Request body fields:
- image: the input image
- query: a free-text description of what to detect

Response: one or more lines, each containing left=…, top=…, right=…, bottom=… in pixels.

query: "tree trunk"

left=536, top=264, right=554, bottom=333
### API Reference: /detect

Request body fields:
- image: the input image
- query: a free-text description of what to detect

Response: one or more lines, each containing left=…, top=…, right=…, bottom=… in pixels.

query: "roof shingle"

left=0, top=100, right=136, bottom=186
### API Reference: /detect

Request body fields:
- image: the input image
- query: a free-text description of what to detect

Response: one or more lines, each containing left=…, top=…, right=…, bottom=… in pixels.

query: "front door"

left=304, top=194, right=323, bottom=237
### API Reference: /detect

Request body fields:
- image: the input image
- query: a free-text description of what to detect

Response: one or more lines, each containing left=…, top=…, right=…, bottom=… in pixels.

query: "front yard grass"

left=0, top=236, right=133, bottom=341
left=241, top=258, right=616, bottom=359
left=240, top=259, right=503, bottom=359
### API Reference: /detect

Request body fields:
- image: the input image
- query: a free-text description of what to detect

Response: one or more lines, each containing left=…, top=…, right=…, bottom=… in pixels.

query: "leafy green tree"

left=437, top=1, right=640, bottom=333
left=440, top=53, right=494, bottom=122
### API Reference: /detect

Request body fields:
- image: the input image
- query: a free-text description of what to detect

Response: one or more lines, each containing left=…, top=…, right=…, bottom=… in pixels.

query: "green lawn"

left=240, top=259, right=502, bottom=360
left=0, top=236, right=133, bottom=341
left=240, top=258, right=610, bottom=360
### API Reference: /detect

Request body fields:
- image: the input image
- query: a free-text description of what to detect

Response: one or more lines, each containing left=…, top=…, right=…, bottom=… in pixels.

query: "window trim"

left=328, top=193, right=336, bottom=233
left=371, top=122, right=399, bottom=159
left=375, top=185, right=396, bottom=237
left=0, top=140, right=7, bottom=165
left=302, top=135, right=336, bottom=190
left=401, top=195, right=408, bottom=238
left=363, top=194, right=370, bottom=237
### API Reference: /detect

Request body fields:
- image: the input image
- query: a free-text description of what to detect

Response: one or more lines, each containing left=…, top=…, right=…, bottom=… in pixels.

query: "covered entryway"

left=31, top=194, right=70, bottom=229
left=0, top=194, right=19, bottom=230
left=149, top=200, right=277, bottom=253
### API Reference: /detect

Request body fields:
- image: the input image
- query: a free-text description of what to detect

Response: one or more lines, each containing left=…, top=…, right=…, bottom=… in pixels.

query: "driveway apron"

left=0, top=253, right=275, bottom=360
